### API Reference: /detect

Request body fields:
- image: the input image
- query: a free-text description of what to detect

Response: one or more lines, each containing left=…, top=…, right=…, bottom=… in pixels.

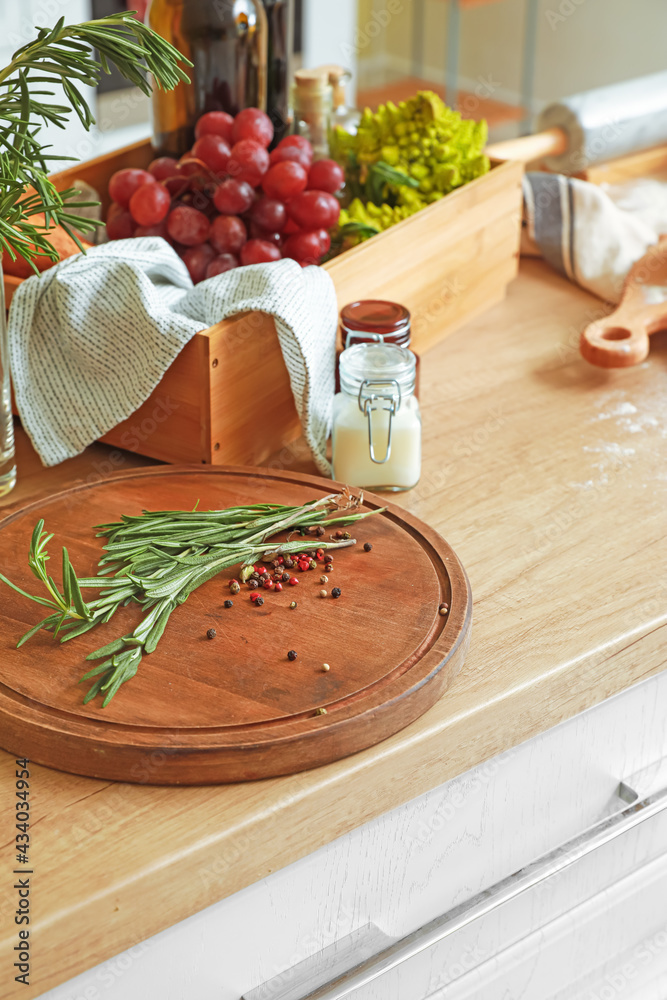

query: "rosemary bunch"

left=0, top=492, right=382, bottom=707
left=0, top=12, right=191, bottom=270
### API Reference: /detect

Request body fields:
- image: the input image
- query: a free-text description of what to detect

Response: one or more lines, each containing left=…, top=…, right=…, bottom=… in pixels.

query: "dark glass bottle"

left=149, top=0, right=268, bottom=157
left=261, top=0, right=294, bottom=146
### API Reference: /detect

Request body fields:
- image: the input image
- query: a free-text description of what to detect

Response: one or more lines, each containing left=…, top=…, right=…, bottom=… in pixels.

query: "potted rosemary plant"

left=0, top=12, right=189, bottom=497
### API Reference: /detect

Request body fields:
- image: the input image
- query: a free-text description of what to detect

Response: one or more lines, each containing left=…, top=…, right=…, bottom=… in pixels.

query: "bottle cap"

left=339, top=343, right=417, bottom=398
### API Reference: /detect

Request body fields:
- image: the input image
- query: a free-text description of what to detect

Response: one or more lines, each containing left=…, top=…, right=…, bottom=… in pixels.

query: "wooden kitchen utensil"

left=0, top=467, right=471, bottom=784
left=580, top=241, right=667, bottom=368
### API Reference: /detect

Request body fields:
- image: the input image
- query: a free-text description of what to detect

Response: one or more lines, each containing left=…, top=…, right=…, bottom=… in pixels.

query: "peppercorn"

left=206, top=628, right=216, bottom=639
left=307, top=559, right=316, bottom=571
left=250, top=571, right=260, bottom=581
left=255, top=596, right=264, bottom=606
left=282, top=572, right=290, bottom=582
left=298, top=560, right=310, bottom=573
left=322, top=663, right=330, bottom=672
left=319, top=589, right=327, bottom=598
left=320, top=574, right=329, bottom=584
left=333, top=529, right=344, bottom=540
left=263, top=579, right=274, bottom=590
left=287, top=650, right=297, bottom=661
left=438, top=603, right=449, bottom=616
left=325, top=563, right=333, bottom=573
left=275, top=582, right=283, bottom=592
left=289, top=601, right=298, bottom=609
left=316, top=525, right=325, bottom=537
left=284, top=557, right=294, bottom=568
left=224, top=600, right=233, bottom=609
left=248, top=579, right=259, bottom=590
left=316, top=549, right=324, bottom=561
left=364, top=542, right=373, bottom=552
left=331, top=587, right=341, bottom=598
left=289, top=577, right=299, bottom=586
left=315, top=707, right=327, bottom=716
left=342, top=532, right=351, bottom=540
left=229, top=580, right=240, bottom=594
left=250, top=593, right=260, bottom=603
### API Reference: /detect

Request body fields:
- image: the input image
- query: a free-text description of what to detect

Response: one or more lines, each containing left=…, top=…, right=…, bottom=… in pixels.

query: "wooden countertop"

left=2, top=259, right=667, bottom=997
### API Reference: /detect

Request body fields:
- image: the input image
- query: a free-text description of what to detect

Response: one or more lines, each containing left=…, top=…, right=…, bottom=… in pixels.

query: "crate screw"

left=214, top=442, right=220, bottom=451
left=212, top=358, right=219, bottom=368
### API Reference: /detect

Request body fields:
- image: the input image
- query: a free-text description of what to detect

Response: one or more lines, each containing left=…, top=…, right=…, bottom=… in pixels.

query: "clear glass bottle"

left=318, top=64, right=361, bottom=135
left=332, top=344, right=421, bottom=491
left=290, top=68, right=332, bottom=159
left=149, top=0, right=268, bottom=157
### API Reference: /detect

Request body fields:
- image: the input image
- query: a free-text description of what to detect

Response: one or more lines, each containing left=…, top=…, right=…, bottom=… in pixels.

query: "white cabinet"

left=40, top=668, right=667, bottom=1000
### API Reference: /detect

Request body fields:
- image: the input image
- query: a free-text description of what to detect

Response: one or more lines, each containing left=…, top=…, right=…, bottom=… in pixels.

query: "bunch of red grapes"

left=105, top=108, right=344, bottom=282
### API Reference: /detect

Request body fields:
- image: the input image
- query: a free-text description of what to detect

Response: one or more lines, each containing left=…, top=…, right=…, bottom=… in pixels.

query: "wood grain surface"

left=0, top=468, right=471, bottom=783
left=0, top=260, right=666, bottom=998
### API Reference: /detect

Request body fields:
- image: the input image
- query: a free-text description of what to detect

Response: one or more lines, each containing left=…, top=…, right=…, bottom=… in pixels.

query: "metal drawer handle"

left=242, top=770, right=667, bottom=1000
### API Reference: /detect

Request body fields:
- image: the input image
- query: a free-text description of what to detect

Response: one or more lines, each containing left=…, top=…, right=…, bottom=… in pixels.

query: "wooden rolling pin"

left=487, top=71, right=667, bottom=171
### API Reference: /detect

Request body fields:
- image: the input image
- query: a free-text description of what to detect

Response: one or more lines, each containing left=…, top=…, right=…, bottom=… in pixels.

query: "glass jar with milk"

left=332, top=344, right=421, bottom=491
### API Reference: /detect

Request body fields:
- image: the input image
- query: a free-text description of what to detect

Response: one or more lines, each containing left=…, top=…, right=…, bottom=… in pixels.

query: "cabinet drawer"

left=41, top=669, right=667, bottom=1000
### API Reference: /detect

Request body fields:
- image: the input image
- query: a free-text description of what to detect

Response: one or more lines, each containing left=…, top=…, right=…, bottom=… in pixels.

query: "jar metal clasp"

left=358, top=379, right=401, bottom=464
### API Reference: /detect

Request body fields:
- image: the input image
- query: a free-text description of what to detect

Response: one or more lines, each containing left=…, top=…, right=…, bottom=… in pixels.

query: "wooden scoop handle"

left=580, top=316, right=651, bottom=368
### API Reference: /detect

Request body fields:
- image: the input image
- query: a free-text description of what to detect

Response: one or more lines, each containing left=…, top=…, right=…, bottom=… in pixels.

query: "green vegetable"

left=0, top=492, right=383, bottom=707
left=0, top=12, right=191, bottom=272
left=332, top=91, right=490, bottom=245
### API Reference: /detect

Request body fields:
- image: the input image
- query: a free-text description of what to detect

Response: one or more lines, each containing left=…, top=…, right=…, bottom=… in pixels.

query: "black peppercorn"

left=363, top=542, right=373, bottom=552
left=255, top=596, right=264, bottom=606
left=331, top=587, right=341, bottom=598
left=287, top=650, right=297, bottom=661
left=282, top=572, right=290, bottom=582
left=316, top=525, right=325, bottom=536
left=248, top=579, right=259, bottom=590
left=250, top=571, right=260, bottom=580
left=224, top=600, right=233, bottom=608
left=206, top=628, right=217, bottom=639
left=284, top=557, right=293, bottom=568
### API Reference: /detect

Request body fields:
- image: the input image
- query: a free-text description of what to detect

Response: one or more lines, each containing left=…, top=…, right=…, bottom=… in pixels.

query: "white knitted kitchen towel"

left=8, top=237, right=337, bottom=474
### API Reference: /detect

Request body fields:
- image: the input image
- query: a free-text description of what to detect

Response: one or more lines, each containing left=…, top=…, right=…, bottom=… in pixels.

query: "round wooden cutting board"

left=0, top=467, right=471, bottom=784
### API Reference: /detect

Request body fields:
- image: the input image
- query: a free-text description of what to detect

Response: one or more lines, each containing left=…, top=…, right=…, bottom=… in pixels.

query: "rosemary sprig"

left=0, top=493, right=383, bottom=707
left=0, top=12, right=191, bottom=270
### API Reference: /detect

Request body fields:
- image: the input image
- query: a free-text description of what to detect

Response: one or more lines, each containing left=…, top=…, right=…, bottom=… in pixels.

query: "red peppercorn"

left=289, top=577, right=299, bottom=586
left=263, top=579, right=274, bottom=590
left=277, top=556, right=284, bottom=564
left=316, top=549, right=324, bottom=561
left=275, top=582, right=283, bottom=592
left=298, top=560, right=309, bottom=573
left=250, top=592, right=260, bottom=603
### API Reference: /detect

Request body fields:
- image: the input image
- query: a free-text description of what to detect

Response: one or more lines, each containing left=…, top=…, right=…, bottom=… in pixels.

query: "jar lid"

left=340, top=300, right=411, bottom=335
left=339, top=343, right=416, bottom=397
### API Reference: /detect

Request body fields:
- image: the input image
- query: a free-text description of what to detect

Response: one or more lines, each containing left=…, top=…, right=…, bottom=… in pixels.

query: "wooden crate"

left=3, top=141, right=523, bottom=465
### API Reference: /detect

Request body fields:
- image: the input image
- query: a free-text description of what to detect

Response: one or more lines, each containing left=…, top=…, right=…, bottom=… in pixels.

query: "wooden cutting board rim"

left=0, top=465, right=472, bottom=782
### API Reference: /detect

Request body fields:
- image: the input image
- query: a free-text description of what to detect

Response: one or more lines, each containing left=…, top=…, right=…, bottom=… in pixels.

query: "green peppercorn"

left=325, top=563, right=333, bottom=573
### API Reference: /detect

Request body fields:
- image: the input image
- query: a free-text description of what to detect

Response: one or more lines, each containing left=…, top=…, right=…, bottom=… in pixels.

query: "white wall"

left=302, top=0, right=359, bottom=102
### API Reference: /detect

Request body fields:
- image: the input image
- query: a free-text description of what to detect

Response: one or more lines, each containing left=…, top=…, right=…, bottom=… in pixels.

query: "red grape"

left=167, top=205, right=211, bottom=246
left=262, top=161, right=308, bottom=201
left=129, top=183, right=171, bottom=226
left=249, top=223, right=282, bottom=245
left=288, top=190, right=340, bottom=229
left=148, top=157, right=179, bottom=181
left=249, top=197, right=286, bottom=233
left=269, top=145, right=311, bottom=169
left=282, top=216, right=302, bottom=235
left=232, top=107, right=274, bottom=148
left=240, top=240, right=282, bottom=265
left=227, top=140, right=270, bottom=187
left=191, top=134, right=231, bottom=173
left=195, top=111, right=234, bottom=143
left=206, top=253, right=239, bottom=278
left=106, top=202, right=134, bottom=240
left=307, top=159, right=345, bottom=194
left=182, top=243, right=215, bottom=283
left=283, top=231, right=323, bottom=266
left=278, top=135, right=313, bottom=163
left=134, top=219, right=170, bottom=240
left=108, top=168, right=155, bottom=208
left=210, top=215, right=247, bottom=255
left=315, top=228, right=331, bottom=254
left=213, top=178, right=255, bottom=215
